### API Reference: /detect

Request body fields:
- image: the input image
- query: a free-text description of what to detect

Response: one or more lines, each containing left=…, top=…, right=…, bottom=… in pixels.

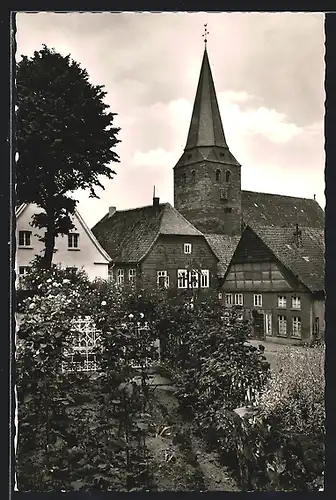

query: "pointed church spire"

left=185, top=42, right=228, bottom=150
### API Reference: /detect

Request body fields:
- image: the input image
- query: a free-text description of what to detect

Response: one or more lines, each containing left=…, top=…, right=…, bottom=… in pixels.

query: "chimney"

left=108, top=206, right=116, bottom=217
left=153, top=185, right=160, bottom=207
left=313, top=194, right=316, bottom=200
left=293, top=223, right=303, bottom=248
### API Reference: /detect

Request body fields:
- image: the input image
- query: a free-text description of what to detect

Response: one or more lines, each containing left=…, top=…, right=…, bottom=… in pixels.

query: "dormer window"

left=191, top=170, right=196, bottom=183
left=225, top=170, right=231, bottom=183
left=216, top=169, right=221, bottom=182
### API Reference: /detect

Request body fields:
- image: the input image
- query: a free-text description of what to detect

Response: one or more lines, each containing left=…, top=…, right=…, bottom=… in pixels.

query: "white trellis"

left=62, top=316, right=102, bottom=373
left=62, top=317, right=160, bottom=373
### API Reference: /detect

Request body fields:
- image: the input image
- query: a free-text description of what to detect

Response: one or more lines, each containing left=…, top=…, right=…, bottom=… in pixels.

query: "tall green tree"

left=16, top=45, right=120, bottom=268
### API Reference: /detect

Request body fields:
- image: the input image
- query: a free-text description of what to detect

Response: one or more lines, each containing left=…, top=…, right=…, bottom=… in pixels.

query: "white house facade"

left=15, top=203, right=111, bottom=281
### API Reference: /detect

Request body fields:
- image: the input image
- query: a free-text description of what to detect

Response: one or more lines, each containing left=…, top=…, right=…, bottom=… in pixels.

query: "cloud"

left=132, top=90, right=308, bottom=171
left=133, top=148, right=175, bottom=168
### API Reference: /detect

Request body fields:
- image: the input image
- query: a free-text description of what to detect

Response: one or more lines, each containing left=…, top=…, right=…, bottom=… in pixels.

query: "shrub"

left=221, top=345, right=325, bottom=491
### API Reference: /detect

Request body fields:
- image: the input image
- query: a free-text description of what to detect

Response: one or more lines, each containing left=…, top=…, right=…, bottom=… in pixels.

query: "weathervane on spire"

left=203, top=23, right=209, bottom=45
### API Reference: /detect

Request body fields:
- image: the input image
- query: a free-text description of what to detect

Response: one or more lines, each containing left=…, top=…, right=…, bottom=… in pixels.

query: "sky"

left=15, top=11, right=325, bottom=229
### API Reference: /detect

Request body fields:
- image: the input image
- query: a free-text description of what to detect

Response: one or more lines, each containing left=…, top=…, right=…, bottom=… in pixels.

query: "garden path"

left=146, top=370, right=239, bottom=491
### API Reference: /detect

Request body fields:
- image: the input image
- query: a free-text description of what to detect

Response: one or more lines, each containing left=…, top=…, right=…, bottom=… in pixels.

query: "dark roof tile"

left=250, top=223, right=325, bottom=292
left=242, top=191, right=324, bottom=229
left=204, top=233, right=241, bottom=276
left=92, top=202, right=201, bottom=263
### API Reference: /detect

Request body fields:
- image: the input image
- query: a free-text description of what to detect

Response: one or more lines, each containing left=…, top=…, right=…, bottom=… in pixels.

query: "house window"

left=18, top=266, right=30, bottom=276
left=216, top=169, right=221, bottom=182
left=117, top=268, right=124, bottom=285
left=278, top=315, right=287, bottom=336
left=18, top=230, right=31, bottom=247
left=68, top=233, right=79, bottom=249
left=157, top=270, right=169, bottom=289
left=190, top=270, right=199, bottom=288
left=225, top=293, right=233, bottom=306
left=191, top=170, right=196, bottom=183
left=200, top=270, right=210, bottom=288
left=278, top=296, right=287, bottom=308
left=291, top=296, right=301, bottom=309
left=224, top=207, right=232, bottom=213
left=218, top=292, right=223, bottom=300
left=129, top=268, right=136, bottom=283
left=225, top=170, right=231, bottom=183
left=177, top=269, right=188, bottom=289
left=292, top=316, right=302, bottom=338
left=184, top=243, right=192, bottom=254
left=234, top=293, right=243, bottom=306
left=254, top=294, right=262, bottom=307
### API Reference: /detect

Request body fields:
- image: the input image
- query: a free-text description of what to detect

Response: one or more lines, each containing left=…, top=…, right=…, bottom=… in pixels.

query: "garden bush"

left=213, top=344, right=325, bottom=491
left=16, top=266, right=160, bottom=491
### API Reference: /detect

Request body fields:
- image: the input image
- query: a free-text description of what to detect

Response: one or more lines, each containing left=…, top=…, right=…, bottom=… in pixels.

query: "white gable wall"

left=16, top=203, right=110, bottom=280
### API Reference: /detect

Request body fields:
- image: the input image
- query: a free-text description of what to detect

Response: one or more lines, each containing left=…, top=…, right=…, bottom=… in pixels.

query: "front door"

left=252, top=309, right=265, bottom=340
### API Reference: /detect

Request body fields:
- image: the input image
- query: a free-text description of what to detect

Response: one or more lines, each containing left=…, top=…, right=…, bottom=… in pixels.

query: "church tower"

left=173, top=40, right=242, bottom=235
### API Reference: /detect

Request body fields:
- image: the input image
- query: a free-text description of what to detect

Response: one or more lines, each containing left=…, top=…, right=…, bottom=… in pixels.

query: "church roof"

left=242, top=190, right=324, bottom=229
left=185, top=47, right=228, bottom=150
left=249, top=224, right=325, bottom=292
left=92, top=202, right=202, bottom=264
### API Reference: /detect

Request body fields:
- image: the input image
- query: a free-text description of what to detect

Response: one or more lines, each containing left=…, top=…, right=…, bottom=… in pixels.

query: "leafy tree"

left=16, top=45, right=120, bottom=268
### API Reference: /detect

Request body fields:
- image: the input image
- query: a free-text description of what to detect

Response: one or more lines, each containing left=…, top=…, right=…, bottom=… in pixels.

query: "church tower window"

left=216, top=169, right=221, bottom=182
left=182, top=172, right=186, bottom=183
left=191, top=170, right=196, bottom=183
left=225, top=170, right=231, bottom=183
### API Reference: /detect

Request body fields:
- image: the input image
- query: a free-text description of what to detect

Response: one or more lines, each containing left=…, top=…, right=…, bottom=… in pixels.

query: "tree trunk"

left=41, top=215, right=56, bottom=269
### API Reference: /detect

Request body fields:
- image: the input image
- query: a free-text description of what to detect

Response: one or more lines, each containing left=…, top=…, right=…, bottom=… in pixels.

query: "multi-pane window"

left=291, top=296, right=301, bottom=309
left=278, top=296, right=287, bottom=308
left=18, top=266, right=30, bottom=276
left=177, top=269, right=209, bottom=289
left=184, top=243, right=192, bottom=254
left=234, top=293, right=243, bottom=306
left=177, top=269, right=188, bottom=289
left=68, top=233, right=79, bottom=249
left=225, top=293, right=233, bottom=306
left=292, top=316, right=302, bottom=338
left=278, top=315, right=287, bottom=336
left=190, top=270, right=199, bottom=288
left=129, top=268, right=136, bottom=283
left=117, top=268, right=124, bottom=285
left=157, top=270, right=169, bottom=289
left=200, top=270, right=210, bottom=288
left=254, top=294, right=262, bottom=307
left=18, top=230, right=31, bottom=247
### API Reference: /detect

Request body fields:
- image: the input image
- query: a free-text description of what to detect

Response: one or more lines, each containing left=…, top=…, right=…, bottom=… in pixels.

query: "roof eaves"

left=74, top=209, right=112, bottom=263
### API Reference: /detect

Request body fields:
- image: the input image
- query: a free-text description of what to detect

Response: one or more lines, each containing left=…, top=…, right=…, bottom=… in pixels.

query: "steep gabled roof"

left=185, top=47, right=228, bottom=150
left=242, top=191, right=324, bottom=229
left=16, top=203, right=111, bottom=263
left=204, top=234, right=241, bottom=277
left=249, top=223, right=325, bottom=292
left=92, top=202, right=202, bottom=264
